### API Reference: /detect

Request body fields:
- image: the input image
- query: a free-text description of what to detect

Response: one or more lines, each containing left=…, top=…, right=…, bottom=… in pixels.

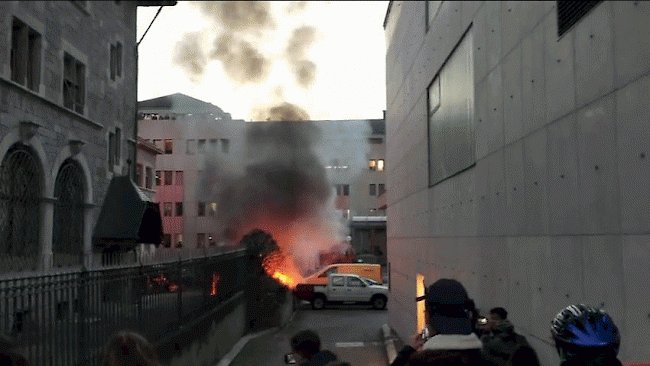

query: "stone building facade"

left=384, top=1, right=650, bottom=364
left=0, top=1, right=171, bottom=275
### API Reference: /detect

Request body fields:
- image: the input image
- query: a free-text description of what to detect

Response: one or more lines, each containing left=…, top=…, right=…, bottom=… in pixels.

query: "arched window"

left=0, top=144, right=42, bottom=272
left=53, top=159, right=85, bottom=267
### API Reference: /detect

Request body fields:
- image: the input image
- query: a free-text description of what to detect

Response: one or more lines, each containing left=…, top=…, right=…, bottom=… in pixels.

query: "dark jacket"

left=301, top=350, right=338, bottom=366
left=480, top=320, right=533, bottom=366
left=559, top=354, right=623, bottom=366
left=390, top=333, right=485, bottom=366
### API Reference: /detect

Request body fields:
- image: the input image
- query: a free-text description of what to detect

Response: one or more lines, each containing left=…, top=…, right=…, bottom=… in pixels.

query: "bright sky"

left=136, top=1, right=388, bottom=121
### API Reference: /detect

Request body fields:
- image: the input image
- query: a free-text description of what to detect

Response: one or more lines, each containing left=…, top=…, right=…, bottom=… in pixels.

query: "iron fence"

left=0, top=248, right=247, bottom=366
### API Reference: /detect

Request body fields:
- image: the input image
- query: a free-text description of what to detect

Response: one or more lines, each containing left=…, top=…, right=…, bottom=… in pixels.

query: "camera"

left=420, top=327, right=431, bottom=342
left=284, top=353, right=297, bottom=364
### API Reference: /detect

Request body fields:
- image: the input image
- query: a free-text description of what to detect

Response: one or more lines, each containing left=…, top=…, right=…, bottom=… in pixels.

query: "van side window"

left=331, top=276, right=345, bottom=286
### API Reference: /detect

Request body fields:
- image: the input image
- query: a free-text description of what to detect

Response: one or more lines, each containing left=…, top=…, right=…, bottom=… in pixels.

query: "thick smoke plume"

left=285, top=26, right=318, bottom=88
left=173, top=32, right=207, bottom=83
left=201, top=116, right=348, bottom=274
left=211, top=33, right=269, bottom=84
left=199, top=1, right=274, bottom=31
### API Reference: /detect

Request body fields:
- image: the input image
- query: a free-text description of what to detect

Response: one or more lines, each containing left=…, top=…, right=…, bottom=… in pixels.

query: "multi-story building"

left=138, top=93, right=247, bottom=249
left=384, top=1, right=650, bottom=364
left=138, top=93, right=387, bottom=256
left=0, top=1, right=173, bottom=275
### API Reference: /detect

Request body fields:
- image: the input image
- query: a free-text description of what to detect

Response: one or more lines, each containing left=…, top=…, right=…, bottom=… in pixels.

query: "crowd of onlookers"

left=0, top=277, right=624, bottom=366
left=286, top=278, right=624, bottom=366
left=0, top=330, right=161, bottom=366
left=383, top=278, right=623, bottom=366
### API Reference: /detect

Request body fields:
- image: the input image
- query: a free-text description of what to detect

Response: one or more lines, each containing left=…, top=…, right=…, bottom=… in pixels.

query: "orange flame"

left=262, top=250, right=303, bottom=290
left=210, top=273, right=220, bottom=296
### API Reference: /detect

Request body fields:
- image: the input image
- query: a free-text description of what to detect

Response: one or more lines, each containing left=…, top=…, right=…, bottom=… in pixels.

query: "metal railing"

left=0, top=248, right=247, bottom=366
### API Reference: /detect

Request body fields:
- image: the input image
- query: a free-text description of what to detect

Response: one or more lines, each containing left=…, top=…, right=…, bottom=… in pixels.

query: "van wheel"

left=371, top=295, right=387, bottom=310
left=312, top=295, right=326, bottom=310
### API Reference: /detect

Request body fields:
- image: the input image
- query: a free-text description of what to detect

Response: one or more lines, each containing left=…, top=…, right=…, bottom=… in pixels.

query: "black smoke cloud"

left=211, top=33, right=269, bottom=84
left=172, top=32, right=207, bottom=83
left=285, top=26, right=318, bottom=88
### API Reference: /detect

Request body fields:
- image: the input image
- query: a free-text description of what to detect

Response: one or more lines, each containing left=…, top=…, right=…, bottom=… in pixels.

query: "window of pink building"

left=164, top=171, right=173, bottom=185
left=163, top=202, right=172, bottom=217
left=175, top=171, right=183, bottom=185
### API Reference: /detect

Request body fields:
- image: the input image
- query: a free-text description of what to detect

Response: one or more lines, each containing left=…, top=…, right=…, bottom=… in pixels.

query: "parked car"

left=294, top=273, right=388, bottom=310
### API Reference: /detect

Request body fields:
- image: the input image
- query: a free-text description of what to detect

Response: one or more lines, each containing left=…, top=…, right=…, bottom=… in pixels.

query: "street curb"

left=215, top=327, right=278, bottom=366
left=382, top=323, right=398, bottom=365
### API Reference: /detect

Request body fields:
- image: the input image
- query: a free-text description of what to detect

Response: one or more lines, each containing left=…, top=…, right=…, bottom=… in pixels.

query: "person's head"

left=405, top=349, right=473, bottom=366
left=481, top=307, right=508, bottom=332
left=101, top=331, right=159, bottom=366
left=422, top=279, right=474, bottom=335
left=551, top=304, right=620, bottom=362
left=489, top=307, right=507, bottom=321
left=0, top=334, right=29, bottom=366
left=290, top=329, right=321, bottom=361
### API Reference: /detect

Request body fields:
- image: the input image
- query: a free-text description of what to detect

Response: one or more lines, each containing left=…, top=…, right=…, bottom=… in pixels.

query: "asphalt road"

left=227, top=300, right=390, bottom=366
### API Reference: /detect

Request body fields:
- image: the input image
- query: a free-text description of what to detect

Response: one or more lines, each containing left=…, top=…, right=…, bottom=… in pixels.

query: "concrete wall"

left=384, top=1, right=650, bottom=364
left=164, top=290, right=296, bottom=366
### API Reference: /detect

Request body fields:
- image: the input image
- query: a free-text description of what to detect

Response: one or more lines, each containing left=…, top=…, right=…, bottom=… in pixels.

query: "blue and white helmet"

left=551, top=304, right=620, bottom=361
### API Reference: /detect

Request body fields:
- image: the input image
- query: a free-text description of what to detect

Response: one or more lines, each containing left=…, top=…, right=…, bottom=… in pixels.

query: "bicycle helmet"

left=551, top=304, right=620, bottom=361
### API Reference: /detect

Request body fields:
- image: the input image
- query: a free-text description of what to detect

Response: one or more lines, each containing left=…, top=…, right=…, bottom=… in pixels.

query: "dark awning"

left=92, top=175, right=163, bottom=251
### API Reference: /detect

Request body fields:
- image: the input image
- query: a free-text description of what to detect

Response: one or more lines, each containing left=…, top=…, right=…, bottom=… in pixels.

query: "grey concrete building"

left=384, top=1, right=650, bottom=364
left=0, top=1, right=172, bottom=275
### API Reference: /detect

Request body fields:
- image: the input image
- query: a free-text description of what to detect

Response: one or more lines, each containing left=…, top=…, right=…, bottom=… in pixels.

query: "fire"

left=210, top=273, right=220, bottom=296
left=262, top=249, right=303, bottom=290
left=272, top=271, right=296, bottom=288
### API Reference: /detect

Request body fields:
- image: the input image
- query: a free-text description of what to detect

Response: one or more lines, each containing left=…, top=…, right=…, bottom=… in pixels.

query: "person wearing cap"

left=390, top=279, right=485, bottom=366
left=288, top=329, right=339, bottom=366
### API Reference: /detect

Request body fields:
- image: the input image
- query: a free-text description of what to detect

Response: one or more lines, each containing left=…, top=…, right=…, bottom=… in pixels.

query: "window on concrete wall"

left=164, top=171, right=172, bottom=185
left=196, top=233, right=206, bottom=248
left=369, top=159, right=377, bottom=171
left=557, top=1, right=603, bottom=37
left=164, top=139, right=173, bottom=154
left=198, top=139, right=206, bottom=154
left=369, top=184, right=377, bottom=196
left=136, top=164, right=143, bottom=186
left=209, top=202, right=217, bottom=216
left=378, top=183, right=386, bottom=196
left=108, top=132, right=115, bottom=171
left=197, top=202, right=205, bottom=217
left=186, top=139, right=196, bottom=155
left=11, top=17, right=41, bottom=92
left=162, top=234, right=171, bottom=248
left=343, top=184, right=350, bottom=196
left=63, top=52, right=85, bottom=114
left=221, top=139, right=230, bottom=153
left=209, top=139, right=218, bottom=152
left=109, top=41, right=123, bottom=81
left=377, top=159, right=385, bottom=172
left=428, top=28, right=475, bottom=186
left=145, top=167, right=152, bottom=189
left=163, top=202, right=172, bottom=217
left=115, top=127, right=121, bottom=162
